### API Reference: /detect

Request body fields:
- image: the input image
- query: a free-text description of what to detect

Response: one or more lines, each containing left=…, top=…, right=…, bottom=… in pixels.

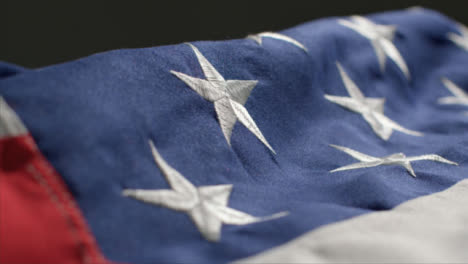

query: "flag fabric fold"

left=0, top=7, right=467, bottom=264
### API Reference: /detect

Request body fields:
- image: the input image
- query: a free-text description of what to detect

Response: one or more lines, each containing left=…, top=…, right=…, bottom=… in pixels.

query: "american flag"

left=1, top=7, right=467, bottom=264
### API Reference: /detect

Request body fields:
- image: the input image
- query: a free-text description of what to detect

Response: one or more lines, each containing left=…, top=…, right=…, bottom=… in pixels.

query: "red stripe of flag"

left=0, top=134, right=113, bottom=264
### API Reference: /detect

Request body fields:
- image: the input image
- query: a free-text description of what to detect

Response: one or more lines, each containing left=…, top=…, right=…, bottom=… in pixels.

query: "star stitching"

left=438, top=78, right=468, bottom=106
left=329, top=144, right=458, bottom=177
left=324, top=62, right=423, bottom=140
left=448, top=23, right=468, bottom=51
left=171, top=43, right=276, bottom=154
left=338, top=15, right=410, bottom=79
left=123, top=140, right=288, bottom=242
left=247, top=32, right=308, bottom=52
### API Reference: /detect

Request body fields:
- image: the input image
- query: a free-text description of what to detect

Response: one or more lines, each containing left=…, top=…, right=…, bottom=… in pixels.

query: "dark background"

left=3, top=1, right=468, bottom=68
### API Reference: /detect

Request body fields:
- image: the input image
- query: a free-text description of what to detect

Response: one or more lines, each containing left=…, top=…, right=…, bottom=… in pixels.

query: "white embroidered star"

left=447, top=23, right=468, bottom=51
left=171, top=43, right=275, bottom=154
left=338, top=15, right=410, bottom=79
left=329, top=144, right=458, bottom=177
left=438, top=78, right=468, bottom=106
left=123, top=140, right=287, bottom=242
left=324, top=63, right=422, bottom=140
left=247, top=32, right=308, bottom=52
